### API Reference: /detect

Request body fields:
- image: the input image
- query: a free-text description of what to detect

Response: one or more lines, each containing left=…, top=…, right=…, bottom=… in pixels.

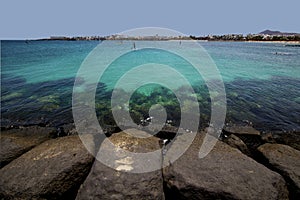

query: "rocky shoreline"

left=0, top=124, right=299, bottom=199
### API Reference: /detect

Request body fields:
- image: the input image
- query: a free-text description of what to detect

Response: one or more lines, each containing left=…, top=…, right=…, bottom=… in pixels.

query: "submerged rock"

left=76, top=129, right=164, bottom=200
left=0, top=126, right=56, bottom=168
left=0, top=135, right=95, bottom=200
left=1, top=92, right=23, bottom=101
left=258, top=143, right=300, bottom=199
left=163, top=133, right=289, bottom=200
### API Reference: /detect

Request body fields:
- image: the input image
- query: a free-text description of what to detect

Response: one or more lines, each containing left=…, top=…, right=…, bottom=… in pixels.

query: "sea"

left=1, top=40, right=300, bottom=132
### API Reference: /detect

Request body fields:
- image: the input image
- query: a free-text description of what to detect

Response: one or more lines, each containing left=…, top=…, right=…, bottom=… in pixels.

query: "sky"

left=1, top=0, right=299, bottom=39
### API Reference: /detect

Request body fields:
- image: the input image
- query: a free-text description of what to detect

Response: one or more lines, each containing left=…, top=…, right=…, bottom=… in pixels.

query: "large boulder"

left=76, top=129, right=164, bottom=200
left=0, top=135, right=95, bottom=200
left=0, top=126, right=56, bottom=168
left=258, top=143, right=300, bottom=199
left=163, top=133, right=289, bottom=200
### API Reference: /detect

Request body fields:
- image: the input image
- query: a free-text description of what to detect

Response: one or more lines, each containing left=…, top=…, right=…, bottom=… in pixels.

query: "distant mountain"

left=259, top=30, right=299, bottom=36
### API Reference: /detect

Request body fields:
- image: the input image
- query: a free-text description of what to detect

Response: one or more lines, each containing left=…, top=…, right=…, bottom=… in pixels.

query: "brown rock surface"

left=258, top=143, right=300, bottom=199
left=163, top=133, right=289, bottom=200
left=0, top=126, right=56, bottom=167
left=76, top=129, right=164, bottom=200
left=0, top=135, right=95, bottom=200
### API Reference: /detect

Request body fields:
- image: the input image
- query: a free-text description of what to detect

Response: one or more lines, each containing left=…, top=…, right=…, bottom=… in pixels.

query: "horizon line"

left=1, top=29, right=300, bottom=41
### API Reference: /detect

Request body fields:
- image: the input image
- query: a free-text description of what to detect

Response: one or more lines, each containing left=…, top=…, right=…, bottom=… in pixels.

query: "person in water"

left=133, top=42, right=136, bottom=50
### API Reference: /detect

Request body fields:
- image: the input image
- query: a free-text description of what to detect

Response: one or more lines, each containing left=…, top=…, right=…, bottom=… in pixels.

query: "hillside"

left=259, top=30, right=300, bottom=36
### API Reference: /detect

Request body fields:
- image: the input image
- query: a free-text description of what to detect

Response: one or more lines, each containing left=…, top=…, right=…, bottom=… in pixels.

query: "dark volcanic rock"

left=0, top=126, right=56, bottom=168
left=76, top=129, right=164, bottom=200
left=223, top=134, right=251, bottom=156
left=263, top=132, right=300, bottom=151
left=163, top=133, right=289, bottom=200
left=61, top=123, right=78, bottom=136
left=258, top=143, right=300, bottom=199
left=223, top=125, right=263, bottom=151
left=0, top=135, right=95, bottom=200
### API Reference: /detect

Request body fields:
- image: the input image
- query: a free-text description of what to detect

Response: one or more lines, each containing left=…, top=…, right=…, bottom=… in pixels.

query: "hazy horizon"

left=2, top=29, right=300, bottom=41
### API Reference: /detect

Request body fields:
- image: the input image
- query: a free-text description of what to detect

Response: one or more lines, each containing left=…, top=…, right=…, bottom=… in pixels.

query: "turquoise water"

left=1, top=40, right=300, bottom=131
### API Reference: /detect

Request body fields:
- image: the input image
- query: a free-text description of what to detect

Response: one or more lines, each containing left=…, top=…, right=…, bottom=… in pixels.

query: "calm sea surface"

left=1, top=40, right=300, bottom=132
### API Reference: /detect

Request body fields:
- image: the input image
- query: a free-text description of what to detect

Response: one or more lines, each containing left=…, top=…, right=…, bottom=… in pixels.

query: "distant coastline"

left=35, top=30, right=300, bottom=44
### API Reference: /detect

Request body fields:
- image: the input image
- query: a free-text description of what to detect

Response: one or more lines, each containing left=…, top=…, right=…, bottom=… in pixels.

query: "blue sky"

left=1, top=0, right=299, bottom=39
